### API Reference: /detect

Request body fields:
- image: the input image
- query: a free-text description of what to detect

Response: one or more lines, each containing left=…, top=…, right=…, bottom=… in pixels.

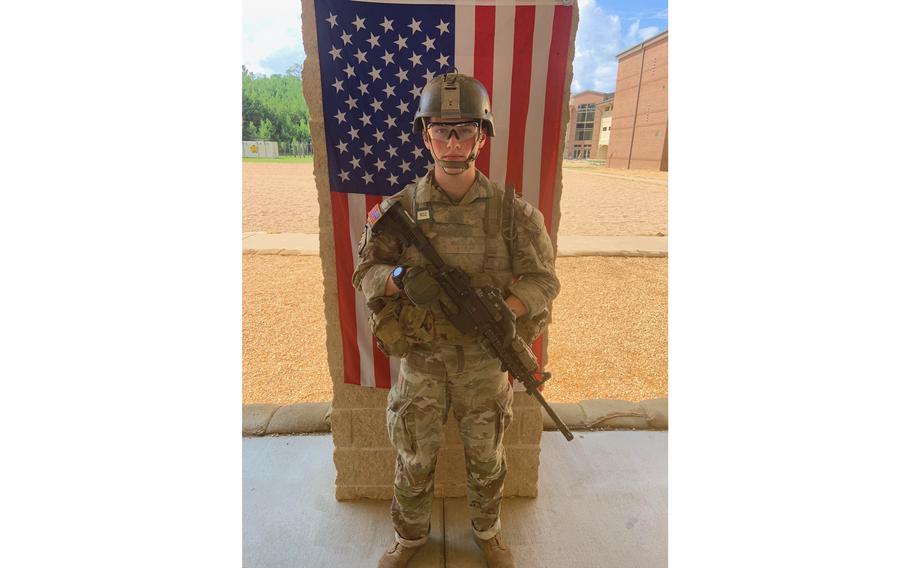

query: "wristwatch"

left=391, top=265, right=408, bottom=290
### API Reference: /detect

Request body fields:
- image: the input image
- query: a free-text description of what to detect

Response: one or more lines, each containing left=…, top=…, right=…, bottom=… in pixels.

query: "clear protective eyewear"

left=426, top=121, right=480, bottom=142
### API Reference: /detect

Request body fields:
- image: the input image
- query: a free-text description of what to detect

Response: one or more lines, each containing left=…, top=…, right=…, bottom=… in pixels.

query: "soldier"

left=353, top=72, right=560, bottom=568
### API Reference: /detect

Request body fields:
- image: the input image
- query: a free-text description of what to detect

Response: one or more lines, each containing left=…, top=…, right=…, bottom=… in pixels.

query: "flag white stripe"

left=521, top=4, right=553, bottom=210
left=488, top=5, right=515, bottom=188
left=454, top=5, right=474, bottom=77
left=347, top=193, right=375, bottom=387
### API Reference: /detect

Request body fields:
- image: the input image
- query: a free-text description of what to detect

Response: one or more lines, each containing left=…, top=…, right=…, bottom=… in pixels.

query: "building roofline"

left=615, top=29, right=668, bottom=60
left=570, top=89, right=611, bottom=99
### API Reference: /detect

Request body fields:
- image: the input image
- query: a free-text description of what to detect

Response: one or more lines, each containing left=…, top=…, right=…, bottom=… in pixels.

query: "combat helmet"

left=412, top=71, right=494, bottom=136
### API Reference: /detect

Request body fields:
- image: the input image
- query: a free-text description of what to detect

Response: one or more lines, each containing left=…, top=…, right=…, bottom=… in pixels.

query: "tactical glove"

left=479, top=306, right=517, bottom=367
left=401, top=266, right=441, bottom=307
left=499, top=305, right=517, bottom=344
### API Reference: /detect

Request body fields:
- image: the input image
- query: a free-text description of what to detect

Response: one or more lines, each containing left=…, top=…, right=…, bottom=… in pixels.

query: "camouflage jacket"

left=352, top=170, right=560, bottom=346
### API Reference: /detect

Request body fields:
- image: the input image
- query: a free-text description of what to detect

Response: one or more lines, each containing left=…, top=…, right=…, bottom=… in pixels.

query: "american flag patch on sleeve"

left=367, top=203, right=383, bottom=226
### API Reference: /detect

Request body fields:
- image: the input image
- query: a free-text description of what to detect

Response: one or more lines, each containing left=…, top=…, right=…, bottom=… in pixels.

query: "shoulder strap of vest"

left=501, top=182, right=516, bottom=256
left=394, top=182, right=419, bottom=220
left=485, top=183, right=500, bottom=236
left=482, top=181, right=514, bottom=273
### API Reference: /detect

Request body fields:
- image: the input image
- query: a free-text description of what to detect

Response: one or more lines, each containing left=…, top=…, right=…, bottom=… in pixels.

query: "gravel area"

left=243, top=162, right=667, bottom=237
left=243, top=254, right=667, bottom=405
left=243, top=255, right=332, bottom=404
left=545, top=257, right=667, bottom=402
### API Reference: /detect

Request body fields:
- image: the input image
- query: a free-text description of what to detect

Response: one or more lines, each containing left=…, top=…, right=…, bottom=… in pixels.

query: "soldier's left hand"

left=500, top=306, right=517, bottom=343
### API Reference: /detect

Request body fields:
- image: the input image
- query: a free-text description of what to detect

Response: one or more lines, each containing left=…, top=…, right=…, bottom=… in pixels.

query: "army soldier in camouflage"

left=353, top=72, right=559, bottom=568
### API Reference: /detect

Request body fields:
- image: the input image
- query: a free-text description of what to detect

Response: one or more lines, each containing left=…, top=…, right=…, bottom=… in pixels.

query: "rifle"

left=370, top=199, right=574, bottom=442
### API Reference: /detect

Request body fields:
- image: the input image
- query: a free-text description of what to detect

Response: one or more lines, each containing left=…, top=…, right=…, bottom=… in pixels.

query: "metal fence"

left=279, top=140, right=312, bottom=157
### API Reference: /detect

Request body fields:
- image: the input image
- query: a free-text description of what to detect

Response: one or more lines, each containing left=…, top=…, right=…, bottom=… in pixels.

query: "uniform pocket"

left=399, top=304, right=435, bottom=342
left=368, top=297, right=409, bottom=357
left=387, top=396, right=415, bottom=454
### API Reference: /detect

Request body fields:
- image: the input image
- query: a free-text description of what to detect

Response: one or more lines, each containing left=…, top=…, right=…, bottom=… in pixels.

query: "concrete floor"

left=243, top=431, right=667, bottom=568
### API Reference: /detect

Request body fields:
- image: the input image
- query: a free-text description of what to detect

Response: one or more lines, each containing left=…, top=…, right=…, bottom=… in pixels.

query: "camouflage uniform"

left=353, top=169, right=559, bottom=547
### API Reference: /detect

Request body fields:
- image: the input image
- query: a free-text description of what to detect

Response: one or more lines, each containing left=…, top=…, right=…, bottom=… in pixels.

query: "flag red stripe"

left=330, top=191, right=361, bottom=385
left=538, top=5, right=572, bottom=234
left=533, top=5, right=573, bottom=377
left=504, top=6, right=535, bottom=196
left=364, top=193, right=392, bottom=389
left=473, top=6, right=495, bottom=177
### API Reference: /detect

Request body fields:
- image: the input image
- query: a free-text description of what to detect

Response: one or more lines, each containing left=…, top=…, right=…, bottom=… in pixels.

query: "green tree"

left=257, top=118, right=274, bottom=140
left=298, top=119, right=310, bottom=144
left=242, top=65, right=311, bottom=150
left=244, top=121, right=258, bottom=140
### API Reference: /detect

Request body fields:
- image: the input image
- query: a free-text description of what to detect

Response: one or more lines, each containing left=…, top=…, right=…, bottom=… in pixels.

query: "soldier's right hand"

left=402, top=266, right=442, bottom=307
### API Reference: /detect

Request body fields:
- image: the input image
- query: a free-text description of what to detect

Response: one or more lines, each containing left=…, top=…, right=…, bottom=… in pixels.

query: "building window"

left=574, top=103, right=595, bottom=141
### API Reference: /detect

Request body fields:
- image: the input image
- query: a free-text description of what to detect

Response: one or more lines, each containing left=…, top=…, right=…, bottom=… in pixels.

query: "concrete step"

left=242, top=232, right=667, bottom=258
left=242, top=398, right=667, bottom=436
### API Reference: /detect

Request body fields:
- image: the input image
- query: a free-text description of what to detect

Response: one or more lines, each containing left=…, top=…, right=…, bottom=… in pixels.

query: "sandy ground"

left=243, top=255, right=667, bottom=405
left=242, top=161, right=668, bottom=405
left=243, top=161, right=667, bottom=237
left=561, top=159, right=670, bottom=181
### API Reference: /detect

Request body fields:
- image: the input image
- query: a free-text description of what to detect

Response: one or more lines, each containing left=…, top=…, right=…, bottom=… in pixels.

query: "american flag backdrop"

left=305, top=0, right=577, bottom=388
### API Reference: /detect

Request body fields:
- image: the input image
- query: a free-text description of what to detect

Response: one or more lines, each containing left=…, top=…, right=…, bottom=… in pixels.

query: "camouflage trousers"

left=386, top=341, right=514, bottom=547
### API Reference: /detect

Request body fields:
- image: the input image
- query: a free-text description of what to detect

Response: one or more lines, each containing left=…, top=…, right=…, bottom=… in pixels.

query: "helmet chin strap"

left=426, top=130, right=483, bottom=176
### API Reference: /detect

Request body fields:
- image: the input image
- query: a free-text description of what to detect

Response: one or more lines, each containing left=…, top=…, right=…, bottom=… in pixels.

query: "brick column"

left=331, top=381, right=542, bottom=500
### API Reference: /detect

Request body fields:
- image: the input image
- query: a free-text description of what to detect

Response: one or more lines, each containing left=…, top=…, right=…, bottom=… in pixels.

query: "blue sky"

left=242, top=0, right=667, bottom=94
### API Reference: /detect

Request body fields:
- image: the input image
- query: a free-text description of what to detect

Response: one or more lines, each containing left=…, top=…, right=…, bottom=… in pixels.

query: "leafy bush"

left=242, top=65, right=310, bottom=151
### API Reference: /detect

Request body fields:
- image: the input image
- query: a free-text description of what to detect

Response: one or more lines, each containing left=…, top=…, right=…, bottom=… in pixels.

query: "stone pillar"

left=331, top=382, right=542, bottom=500
left=299, top=0, right=577, bottom=501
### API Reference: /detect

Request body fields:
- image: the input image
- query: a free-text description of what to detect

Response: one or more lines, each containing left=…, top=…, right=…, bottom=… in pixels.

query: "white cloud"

left=243, top=0, right=304, bottom=75
left=571, top=2, right=666, bottom=94
left=628, top=19, right=660, bottom=44
left=636, top=26, right=660, bottom=42
left=572, top=1, right=621, bottom=94
left=626, top=19, right=640, bottom=43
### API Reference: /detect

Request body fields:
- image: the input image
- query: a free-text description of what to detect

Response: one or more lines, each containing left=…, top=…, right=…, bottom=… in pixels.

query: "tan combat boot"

left=376, top=540, right=424, bottom=568
left=474, top=532, right=516, bottom=568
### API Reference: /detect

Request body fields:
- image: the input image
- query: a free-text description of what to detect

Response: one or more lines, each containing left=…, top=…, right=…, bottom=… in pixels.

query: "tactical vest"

left=394, top=176, right=517, bottom=345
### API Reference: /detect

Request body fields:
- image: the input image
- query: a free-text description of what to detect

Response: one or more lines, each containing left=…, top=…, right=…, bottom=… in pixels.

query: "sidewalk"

left=243, top=431, right=667, bottom=567
left=242, top=232, right=667, bottom=258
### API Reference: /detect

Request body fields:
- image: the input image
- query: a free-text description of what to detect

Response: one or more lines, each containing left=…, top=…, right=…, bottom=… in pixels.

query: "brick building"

left=564, top=90, right=614, bottom=160
left=595, top=97, right=614, bottom=160
left=606, top=30, right=668, bottom=171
